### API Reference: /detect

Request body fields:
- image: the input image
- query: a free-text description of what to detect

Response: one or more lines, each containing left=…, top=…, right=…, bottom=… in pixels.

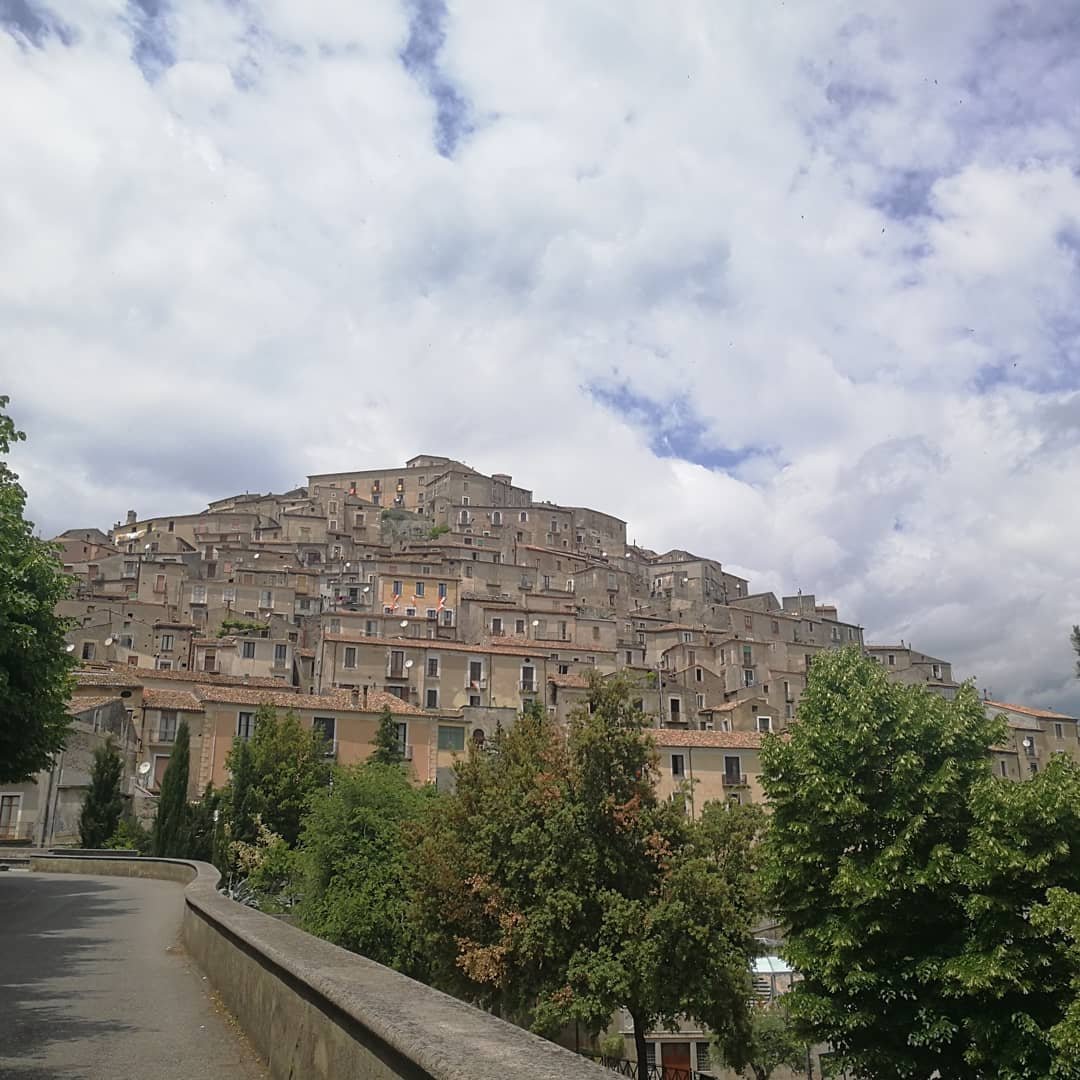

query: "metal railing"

left=583, top=1053, right=714, bottom=1080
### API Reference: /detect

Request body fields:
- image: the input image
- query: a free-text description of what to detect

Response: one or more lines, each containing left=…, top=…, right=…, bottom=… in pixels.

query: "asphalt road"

left=0, top=871, right=267, bottom=1080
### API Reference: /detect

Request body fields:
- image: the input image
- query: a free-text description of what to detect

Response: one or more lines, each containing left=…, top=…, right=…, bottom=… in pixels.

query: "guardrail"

left=29, top=853, right=612, bottom=1080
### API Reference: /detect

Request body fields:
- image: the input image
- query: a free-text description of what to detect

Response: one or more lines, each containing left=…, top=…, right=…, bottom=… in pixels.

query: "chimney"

left=351, top=687, right=360, bottom=707
left=363, top=685, right=369, bottom=710
left=126, top=510, right=137, bottom=525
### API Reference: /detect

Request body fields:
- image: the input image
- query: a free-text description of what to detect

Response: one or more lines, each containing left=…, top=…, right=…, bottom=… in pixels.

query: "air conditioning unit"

left=403, top=745, right=414, bottom=761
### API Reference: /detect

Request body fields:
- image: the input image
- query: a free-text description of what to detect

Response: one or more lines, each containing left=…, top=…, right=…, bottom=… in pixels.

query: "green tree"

left=0, top=397, right=75, bottom=783
left=737, top=1003, right=808, bottom=1080
left=223, top=706, right=330, bottom=847
left=188, top=784, right=221, bottom=863
left=411, top=681, right=763, bottom=1071
left=79, top=738, right=125, bottom=848
left=223, top=732, right=259, bottom=846
left=955, top=757, right=1080, bottom=1076
left=370, top=706, right=404, bottom=766
left=297, top=762, right=434, bottom=970
left=761, top=647, right=1005, bottom=1079
left=152, top=719, right=192, bottom=856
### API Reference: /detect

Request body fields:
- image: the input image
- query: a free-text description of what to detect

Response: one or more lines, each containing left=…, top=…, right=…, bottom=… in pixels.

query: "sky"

left=3, top=1, right=1080, bottom=711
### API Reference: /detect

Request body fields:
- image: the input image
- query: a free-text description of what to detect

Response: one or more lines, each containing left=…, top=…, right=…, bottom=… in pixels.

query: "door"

left=660, top=1041, right=692, bottom=1080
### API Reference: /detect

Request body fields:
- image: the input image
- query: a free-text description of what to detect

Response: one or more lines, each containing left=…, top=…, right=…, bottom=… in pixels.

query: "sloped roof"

left=76, top=669, right=143, bottom=688
left=143, top=688, right=204, bottom=712
left=547, top=673, right=590, bottom=689
left=985, top=700, right=1078, bottom=722
left=194, top=685, right=424, bottom=715
left=70, top=695, right=124, bottom=715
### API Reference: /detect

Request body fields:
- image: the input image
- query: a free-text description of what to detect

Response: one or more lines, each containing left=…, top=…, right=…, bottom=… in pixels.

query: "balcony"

left=386, top=667, right=408, bottom=681
left=722, top=773, right=748, bottom=788
left=520, top=680, right=537, bottom=693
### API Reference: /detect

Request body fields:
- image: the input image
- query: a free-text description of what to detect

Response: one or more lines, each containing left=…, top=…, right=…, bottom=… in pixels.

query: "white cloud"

left=3, top=1, right=1080, bottom=711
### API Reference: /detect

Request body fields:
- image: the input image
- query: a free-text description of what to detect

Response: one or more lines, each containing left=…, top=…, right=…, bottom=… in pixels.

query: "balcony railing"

left=722, top=773, right=748, bottom=787
left=520, top=680, right=537, bottom=693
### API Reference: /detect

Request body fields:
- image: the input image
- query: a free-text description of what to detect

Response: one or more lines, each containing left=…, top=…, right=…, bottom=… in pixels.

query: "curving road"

left=0, top=871, right=267, bottom=1080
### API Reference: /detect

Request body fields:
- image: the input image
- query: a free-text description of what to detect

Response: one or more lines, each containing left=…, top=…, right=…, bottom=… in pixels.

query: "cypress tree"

left=152, top=720, right=191, bottom=857
left=79, top=738, right=124, bottom=848
left=370, top=706, right=404, bottom=766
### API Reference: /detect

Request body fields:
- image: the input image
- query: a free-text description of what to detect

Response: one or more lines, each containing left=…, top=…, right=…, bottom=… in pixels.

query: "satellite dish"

left=361, top=586, right=369, bottom=593
left=404, top=659, right=414, bottom=669
left=104, top=637, right=114, bottom=646
left=65, top=643, right=76, bottom=653
left=532, top=619, right=540, bottom=627
left=400, top=619, right=409, bottom=628
left=138, top=761, right=152, bottom=776
left=253, top=553, right=260, bottom=560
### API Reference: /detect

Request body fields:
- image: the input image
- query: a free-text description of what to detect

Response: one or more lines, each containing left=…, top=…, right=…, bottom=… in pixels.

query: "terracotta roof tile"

left=143, top=688, right=204, bottom=712
left=985, top=700, right=1078, bottom=722
left=194, top=685, right=424, bottom=715
left=653, top=729, right=767, bottom=749
left=118, top=666, right=294, bottom=690
left=547, top=673, right=590, bottom=689
left=70, top=694, right=125, bottom=714
left=76, top=668, right=144, bottom=688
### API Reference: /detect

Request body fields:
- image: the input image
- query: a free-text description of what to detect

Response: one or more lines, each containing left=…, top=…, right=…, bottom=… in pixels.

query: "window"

left=167, top=520, right=175, bottom=532
left=298, top=598, right=311, bottom=612
left=395, top=722, right=408, bottom=753
left=695, top=667, right=703, bottom=683
left=160, top=633, right=174, bottom=652
left=669, top=697, right=681, bottom=722
left=519, top=511, right=528, bottom=522
left=156, top=659, right=173, bottom=670
left=592, top=626, right=600, bottom=641
left=203, top=649, right=217, bottom=672
left=82, top=642, right=95, bottom=660
left=427, top=656, right=440, bottom=677
left=695, top=1044, right=712, bottom=1075
left=696, top=693, right=705, bottom=707
left=743, top=644, right=753, bottom=665
left=237, top=712, right=256, bottom=739
left=441, top=609, right=454, bottom=626
left=743, top=668, right=755, bottom=687
left=491, top=617, right=504, bottom=636
left=516, top=619, right=526, bottom=635
left=152, top=755, right=170, bottom=790
left=191, top=584, right=207, bottom=604
left=222, top=587, right=236, bottom=604
left=0, top=794, right=21, bottom=840
left=469, top=660, right=483, bottom=685
left=274, top=644, right=287, bottom=666
left=849, top=627, right=857, bottom=640
left=888, top=654, right=896, bottom=666
left=1000, top=759, right=1009, bottom=778
left=469, top=694, right=481, bottom=707
left=260, top=589, right=273, bottom=608
left=155, top=573, right=167, bottom=594
left=521, top=665, right=536, bottom=692
left=426, top=688, right=439, bottom=708
left=393, top=580, right=403, bottom=596
left=242, top=640, right=256, bottom=659
left=932, top=664, right=942, bottom=679
left=1056, top=722, right=1065, bottom=739
left=757, top=716, right=772, bottom=733
left=426, top=608, right=437, bottom=619
left=558, top=664, right=569, bottom=675
left=771, top=619, right=780, bottom=634
left=313, top=716, right=335, bottom=751
left=831, top=626, right=841, bottom=642
left=681, top=631, right=692, bottom=643
left=438, top=582, right=447, bottom=598
left=438, top=725, right=466, bottom=752
left=724, top=755, right=742, bottom=782
left=744, top=614, right=753, bottom=629
left=461, top=496, right=470, bottom=506
left=344, top=646, right=357, bottom=669
left=671, top=754, right=686, bottom=778
left=157, top=710, right=177, bottom=742
left=492, top=511, right=502, bottom=526
left=415, top=582, right=424, bottom=597
left=542, top=574, right=552, bottom=590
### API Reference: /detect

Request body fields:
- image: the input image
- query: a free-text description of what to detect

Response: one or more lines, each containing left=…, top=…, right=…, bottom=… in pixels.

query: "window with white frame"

left=242, top=640, right=256, bottom=659
left=425, top=688, right=439, bottom=709
left=344, top=646, right=357, bottom=668
left=236, top=712, right=256, bottom=739
left=757, top=715, right=772, bottom=733
left=274, top=644, right=287, bottom=665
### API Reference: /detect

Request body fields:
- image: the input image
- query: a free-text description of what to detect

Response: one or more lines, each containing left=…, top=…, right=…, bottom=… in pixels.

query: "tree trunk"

left=630, top=1010, right=650, bottom=1079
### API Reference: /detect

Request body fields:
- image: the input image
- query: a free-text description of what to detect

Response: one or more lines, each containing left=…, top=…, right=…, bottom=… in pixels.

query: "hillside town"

left=5, top=453, right=1072, bottom=853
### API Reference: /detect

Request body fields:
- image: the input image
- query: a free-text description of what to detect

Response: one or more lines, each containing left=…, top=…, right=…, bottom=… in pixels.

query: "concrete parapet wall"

left=29, top=854, right=610, bottom=1080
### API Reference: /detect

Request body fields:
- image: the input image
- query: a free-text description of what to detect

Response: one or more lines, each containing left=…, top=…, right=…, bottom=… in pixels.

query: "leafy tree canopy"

left=0, top=397, right=75, bottom=782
